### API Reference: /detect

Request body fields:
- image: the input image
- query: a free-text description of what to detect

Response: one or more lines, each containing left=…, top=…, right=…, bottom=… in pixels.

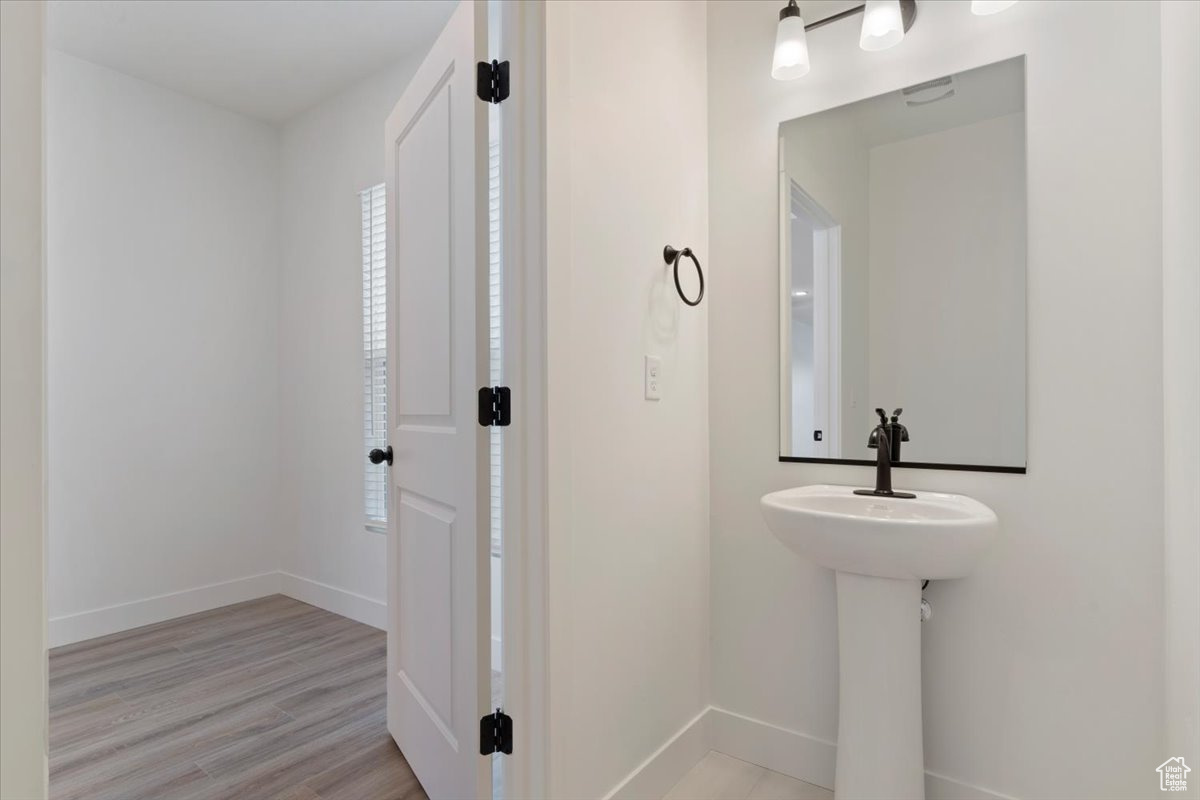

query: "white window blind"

left=362, top=183, right=387, bottom=527
left=488, top=118, right=502, bottom=558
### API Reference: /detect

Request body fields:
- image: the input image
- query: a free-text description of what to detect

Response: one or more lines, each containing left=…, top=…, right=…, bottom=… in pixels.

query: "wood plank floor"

left=49, top=595, right=428, bottom=800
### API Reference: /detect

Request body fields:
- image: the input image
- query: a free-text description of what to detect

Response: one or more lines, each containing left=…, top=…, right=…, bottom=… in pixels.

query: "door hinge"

left=478, top=386, right=512, bottom=427
left=476, top=60, right=510, bottom=104
left=480, top=708, right=513, bottom=755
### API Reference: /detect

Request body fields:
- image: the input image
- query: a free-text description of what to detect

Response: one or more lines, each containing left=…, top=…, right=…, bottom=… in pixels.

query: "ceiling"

left=47, top=0, right=457, bottom=123
left=781, top=56, right=1025, bottom=149
left=849, top=56, right=1025, bottom=148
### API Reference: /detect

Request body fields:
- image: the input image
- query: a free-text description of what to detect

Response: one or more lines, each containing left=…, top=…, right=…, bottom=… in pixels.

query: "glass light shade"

left=971, top=0, right=1018, bottom=14
left=859, top=0, right=905, bottom=51
left=772, top=14, right=811, bottom=80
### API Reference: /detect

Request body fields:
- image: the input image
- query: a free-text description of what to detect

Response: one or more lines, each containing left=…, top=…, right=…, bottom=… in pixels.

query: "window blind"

left=362, top=183, right=387, bottom=527
left=358, top=142, right=496, bottom=534
left=488, top=119, right=503, bottom=557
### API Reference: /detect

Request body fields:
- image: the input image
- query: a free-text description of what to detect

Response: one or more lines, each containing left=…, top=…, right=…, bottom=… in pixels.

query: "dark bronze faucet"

left=854, top=408, right=915, bottom=499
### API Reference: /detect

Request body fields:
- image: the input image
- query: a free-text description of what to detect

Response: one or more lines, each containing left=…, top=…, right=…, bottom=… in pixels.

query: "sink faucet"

left=854, top=408, right=916, bottom=499
left=882, top=408, right=909, bottom=462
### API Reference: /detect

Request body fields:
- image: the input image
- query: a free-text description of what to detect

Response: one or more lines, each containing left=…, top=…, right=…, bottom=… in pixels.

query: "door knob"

left=368, top=446, right=393, bottom=466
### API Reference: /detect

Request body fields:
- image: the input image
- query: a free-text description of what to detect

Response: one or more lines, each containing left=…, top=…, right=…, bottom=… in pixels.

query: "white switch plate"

left=644, top=355, right=661, bottom=401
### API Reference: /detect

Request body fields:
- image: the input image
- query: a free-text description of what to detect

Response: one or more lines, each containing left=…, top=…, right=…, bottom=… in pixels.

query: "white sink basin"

left=760, top=484, right=998, bottom=580
left=760, top=484, right=999, bottom=799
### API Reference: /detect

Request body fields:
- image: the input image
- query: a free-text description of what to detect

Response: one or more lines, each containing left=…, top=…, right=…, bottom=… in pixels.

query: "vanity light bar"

left=772, top=0, right=1018, bottom=81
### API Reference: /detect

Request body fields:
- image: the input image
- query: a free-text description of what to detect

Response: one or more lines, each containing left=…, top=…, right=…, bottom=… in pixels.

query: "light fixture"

left=772, top=0, right=811, bottom=80
left=859, top=0, right=905, bottom=51
left=971, top=0, right=1018, bottom=15
left=772, top=1, right=917, bottom=80
left=792, top=290, right=809, bottom=297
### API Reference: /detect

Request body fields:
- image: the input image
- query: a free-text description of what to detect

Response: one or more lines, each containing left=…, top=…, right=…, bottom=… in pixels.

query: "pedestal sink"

left=760, top=484, right=998, bottom=800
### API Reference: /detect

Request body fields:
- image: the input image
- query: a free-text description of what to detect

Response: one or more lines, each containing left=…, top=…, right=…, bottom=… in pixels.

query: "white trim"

left=499, top=1, right=549, bottom=797
left=48, top=571, right=390, bottom=648
left=825, top=225, right=842, bottom=455
left=710, top=706, right=1018, bottom=800
left=603, top=709, right=711, bottom=800
left=277, top=572, right=386, bottom=630
left=926, top=771, right=1020, bottom=800
left=778, top=139, right=792, bottom=457
left=709, top=706, right=836, bottom=792
left=48, top=572, right=282, bottom=648
left=601, top=706, right=1019, bottom=800
left=788, top=180, right=838, bottom=228
left=782, top=178, right=842, bottom=458
left=1161, top=0, right=1200, bottom=774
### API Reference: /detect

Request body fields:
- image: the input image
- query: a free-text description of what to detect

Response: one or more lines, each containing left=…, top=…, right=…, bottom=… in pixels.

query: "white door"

left=384, top=3, right=491, bottom=798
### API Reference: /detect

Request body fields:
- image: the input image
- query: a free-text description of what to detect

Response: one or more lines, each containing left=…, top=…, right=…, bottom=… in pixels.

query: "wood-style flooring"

left=49, top=595, right=427, bottom=800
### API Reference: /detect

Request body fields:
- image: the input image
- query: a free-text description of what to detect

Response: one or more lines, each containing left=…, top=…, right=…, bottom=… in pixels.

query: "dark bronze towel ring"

left=663, top=245, right=704, bottom=307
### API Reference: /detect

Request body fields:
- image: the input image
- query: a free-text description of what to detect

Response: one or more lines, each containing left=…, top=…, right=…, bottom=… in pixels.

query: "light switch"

left=644, top=355, right=661, bottom=401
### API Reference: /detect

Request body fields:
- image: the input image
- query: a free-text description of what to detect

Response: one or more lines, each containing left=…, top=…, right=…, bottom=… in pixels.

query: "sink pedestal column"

left=834, top=571, right=924, bottom=800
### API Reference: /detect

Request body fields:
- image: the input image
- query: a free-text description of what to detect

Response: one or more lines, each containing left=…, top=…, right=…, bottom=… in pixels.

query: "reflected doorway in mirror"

left=779, top=169, right=841, bottom=459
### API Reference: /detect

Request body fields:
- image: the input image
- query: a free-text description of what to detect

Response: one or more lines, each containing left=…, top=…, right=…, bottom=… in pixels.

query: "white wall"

left=277, top=54, right=424, bottom=623
left=709, top=2, right=1164, bottom=798
left=868, top=113, right=1026, bottom=467
left=1161, top=0, right=1200, bottom=785
left=544, top=2, right=710, bottom=797
left=42, top=48, right=430, bottom=640
left=46, top=52, right=282, bottom=644
left=0, top=2, right=48, bottom=796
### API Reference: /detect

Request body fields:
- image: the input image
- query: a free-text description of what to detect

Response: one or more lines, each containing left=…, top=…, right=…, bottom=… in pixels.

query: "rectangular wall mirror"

left=779, top=56, right=1027, bottom=473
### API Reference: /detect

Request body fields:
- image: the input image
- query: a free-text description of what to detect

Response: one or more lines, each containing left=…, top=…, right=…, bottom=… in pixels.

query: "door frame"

left=495, top=2, right=549, bottom=798
left=382, top=2, right=550, bottom=795
left=19, top=3, right=553, bottom=797
left=779, top=173, right=842, bottom=459
left=789, top=179, right=842, bottom=459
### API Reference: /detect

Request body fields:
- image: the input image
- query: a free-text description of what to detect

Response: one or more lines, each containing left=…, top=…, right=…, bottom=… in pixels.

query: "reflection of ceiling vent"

left=902, top=75, right=955, bottom=107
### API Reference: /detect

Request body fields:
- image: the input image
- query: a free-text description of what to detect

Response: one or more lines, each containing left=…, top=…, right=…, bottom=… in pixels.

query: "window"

left=362, top=183, right=387, bottom=528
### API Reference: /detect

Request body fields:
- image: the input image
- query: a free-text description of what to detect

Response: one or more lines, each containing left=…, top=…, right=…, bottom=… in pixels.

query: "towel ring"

left=663, top=245, right=704, bottom=307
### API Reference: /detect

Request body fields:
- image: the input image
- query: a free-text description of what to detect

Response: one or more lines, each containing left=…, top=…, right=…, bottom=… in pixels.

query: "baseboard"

left=709, top=706, right=837, bottom=791
left=604, top=708, right=712, bottom=800
left=49, top=572, right=282, bottom=648
left=925, top=771, right=1020, bottom=800
left=48, top=581, right=1014, bottom=800
left=277, top=572, right=386, bottom=630
left=709, top=706, right=1017, bottom=800
left=50, top=570, right=388, bottom=648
